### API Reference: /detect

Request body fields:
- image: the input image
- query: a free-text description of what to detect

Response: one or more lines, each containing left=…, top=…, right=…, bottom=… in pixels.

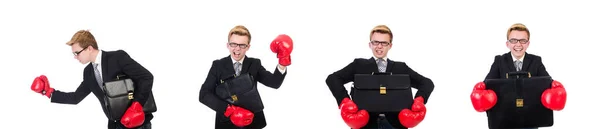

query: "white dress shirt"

left=92, top=50, right=103, bottom=79
left=373, top=56, right=388, bottom=64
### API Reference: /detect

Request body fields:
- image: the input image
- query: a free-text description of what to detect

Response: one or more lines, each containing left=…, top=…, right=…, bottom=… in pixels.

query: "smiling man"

left=326, top=25, right=434, bottom=129
left=485, top=23, right=550, bottom=79
left=480, top=23, right=552, bottom=129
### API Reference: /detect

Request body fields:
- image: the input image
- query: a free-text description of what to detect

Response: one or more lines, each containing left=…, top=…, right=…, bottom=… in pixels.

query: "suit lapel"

left=521, top=53, right=532, bottom=71
left=505, top=53, right=517, bottom=72
left=241, top=56, right=251, bottom=74
left=224, top=55, right=235, bottom=76
left=386, top=59, right=395, bottom=73
left=101, top=50, right=108, bottom=82
left=368, top=57, right=379, bottom=73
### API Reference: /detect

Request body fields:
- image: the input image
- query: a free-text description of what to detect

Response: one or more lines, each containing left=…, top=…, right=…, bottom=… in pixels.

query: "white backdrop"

left=1, top=0, right=598, bottom=128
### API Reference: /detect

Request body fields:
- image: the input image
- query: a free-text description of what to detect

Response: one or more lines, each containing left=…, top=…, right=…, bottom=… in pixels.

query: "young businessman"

left=30, top=30, right=155, bottom=129
left=326, top=25, right=435, bottom=129
left=470, top=23, right=567, bottom=129
left=199, top=25, right=293, bottom=129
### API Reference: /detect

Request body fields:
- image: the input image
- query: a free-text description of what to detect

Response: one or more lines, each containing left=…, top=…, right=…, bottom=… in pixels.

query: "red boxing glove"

left=399, top=96, right=426, bottom=128
left=339, top=97, right=369, bottom=129
left=224, top=105, right=254, bottom=127
left=542, top=80, right=567, bottom=111
left=270, top=34, right=293, bottom=66
left=31, top=75, right=54, bottom=98
left=121, top=101, right=145, bottom=128
left=470, top=82, right=497, bottom=112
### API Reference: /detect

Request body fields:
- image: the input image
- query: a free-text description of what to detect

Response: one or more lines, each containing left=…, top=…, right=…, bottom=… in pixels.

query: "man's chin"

left=373, top=54, right=385, bottom=58
left=511, top=51, right=525, bottom=56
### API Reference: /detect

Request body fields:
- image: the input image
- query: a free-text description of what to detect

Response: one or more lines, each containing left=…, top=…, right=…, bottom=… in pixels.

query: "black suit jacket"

left=50, top=50, right=155, bottom=129
left=485, top=52, right=550, bottom=79
left=326, top=57, right=435, bottom=129
left=199, top=55, right=287, bottom=129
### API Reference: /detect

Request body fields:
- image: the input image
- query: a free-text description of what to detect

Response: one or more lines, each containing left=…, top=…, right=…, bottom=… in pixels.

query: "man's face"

left=506, top=30, right=529, bottom=58
left=369, top=32, right=392, bottom=59
left=228, top=34, right=250, bottom=61
left=71, top=43, right=91, bottom=64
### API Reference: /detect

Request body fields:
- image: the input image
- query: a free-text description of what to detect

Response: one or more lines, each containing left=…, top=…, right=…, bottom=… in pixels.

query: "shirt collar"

left=373, top=56, right=388, bottom=62
left=93, top=50, right=103, bottom=65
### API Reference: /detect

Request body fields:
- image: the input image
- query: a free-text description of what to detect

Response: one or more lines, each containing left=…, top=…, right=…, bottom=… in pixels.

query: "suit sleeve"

left=255, top=59, right=286, bottom=89
left=51, top=80, right=91, bottom=104
left=118, top=50, right=154, bottom=105
left=199, top=60, right=229, bottom=115
left=404, top=63, right=435, bottom=104
left=537, top=57, right=550, bottom=77
left=325, top=60, right=355, bottom=106
left=485, top=56, right=501, bottom=79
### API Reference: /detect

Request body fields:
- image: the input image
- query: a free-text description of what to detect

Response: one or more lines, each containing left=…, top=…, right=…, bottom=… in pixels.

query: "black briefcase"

left=215, top=73, right=264, bottom=112
left=103, top=75, right=157, bottom=121
left=351, top=72, right=413, bottom=112
left=484, top=71, right=553, bottom=129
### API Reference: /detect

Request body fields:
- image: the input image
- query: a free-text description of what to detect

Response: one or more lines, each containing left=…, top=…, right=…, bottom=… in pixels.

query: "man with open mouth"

left=199, top=25, right=293, bottom=129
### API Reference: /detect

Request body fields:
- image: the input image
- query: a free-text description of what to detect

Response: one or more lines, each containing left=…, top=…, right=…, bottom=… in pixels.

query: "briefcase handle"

left=219, top=74, right=239, bottom=84
left=114, top=74, right=129, bottom=80
left=112, top=74, right=134, bottom=100
left=505, top=71, right=531, bottom=78
left=371, top=72, right=393, bottom=75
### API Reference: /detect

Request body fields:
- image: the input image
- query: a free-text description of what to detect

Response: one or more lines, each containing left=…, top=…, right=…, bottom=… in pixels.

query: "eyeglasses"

left=228, top=42, right=249, bottom=49
left=73, top=48, right=86, bottom=56
left=370, top=40, right=391, bottom=46
left=508, top=38, right=529, bottom=44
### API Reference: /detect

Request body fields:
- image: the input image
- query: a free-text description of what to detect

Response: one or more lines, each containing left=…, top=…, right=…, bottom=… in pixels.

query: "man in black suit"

left=482, top=23, right=550, bottom=129
left=30, top=30, right=155, bottom=129
left=485, top=23, right=549, bottom=79
left=199, top=25, right=293, bottom=129
left=326, top=25, right=435, bottom=129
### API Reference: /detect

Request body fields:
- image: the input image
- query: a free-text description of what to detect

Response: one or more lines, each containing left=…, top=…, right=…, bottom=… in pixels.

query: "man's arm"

left=325, top=60, right=356, bottom=106
left=404, top=63, right=435, bottom=104
left=485, top=56, right=501, bottom=79
left=199, top=60, right=229, bottom=114
left=256, top=59, right=286, bottom=89
left=51, top=81, right=92, bottom=104
left=118, top=50, right=154, bottom=105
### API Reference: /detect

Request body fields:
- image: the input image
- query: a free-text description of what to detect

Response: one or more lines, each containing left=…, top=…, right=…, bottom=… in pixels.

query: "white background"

left=1, top=0, right=598, bottom=128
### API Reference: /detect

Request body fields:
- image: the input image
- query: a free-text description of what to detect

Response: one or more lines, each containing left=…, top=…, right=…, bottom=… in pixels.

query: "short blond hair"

left=370, top=25, right=393, bottom=43
left=228, top=25, right=251, bottom=44
left=506, top=23, right=530, bottom=40
left=66, top=30, right=98, bottom=49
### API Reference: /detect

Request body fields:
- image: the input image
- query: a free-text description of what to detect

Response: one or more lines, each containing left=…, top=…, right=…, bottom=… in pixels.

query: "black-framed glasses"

left=228, top=42, right=249, bottom=49
left=73, top=48, right=86, bottom=56
left=508, top=38, right=529, bottom=44
left=370, top=40, right=391, bottom=46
